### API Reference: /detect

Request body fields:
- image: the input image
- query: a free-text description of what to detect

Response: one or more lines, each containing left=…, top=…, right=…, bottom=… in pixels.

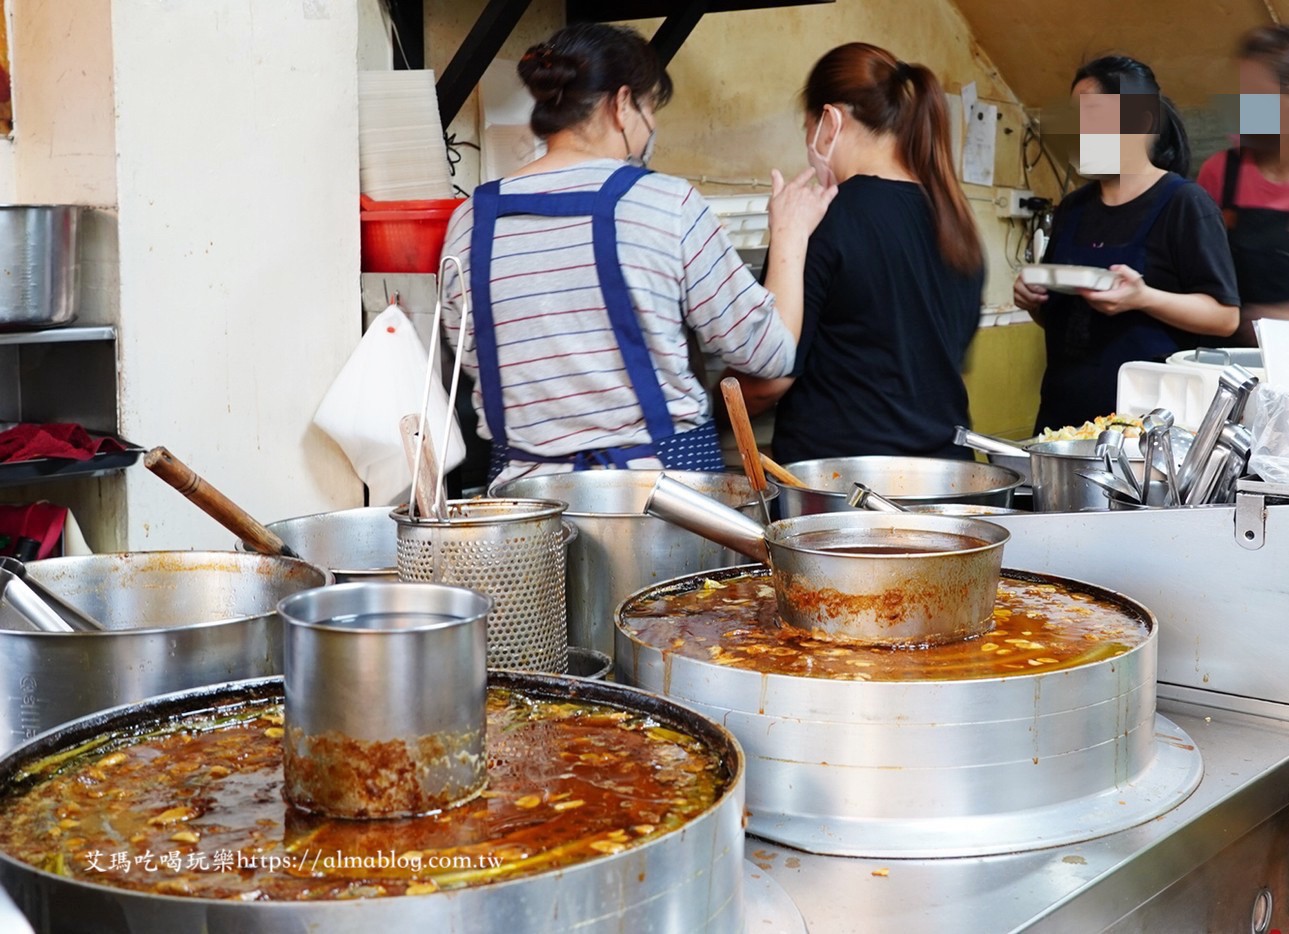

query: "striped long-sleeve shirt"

left=439, top=159, right=795, bottom=487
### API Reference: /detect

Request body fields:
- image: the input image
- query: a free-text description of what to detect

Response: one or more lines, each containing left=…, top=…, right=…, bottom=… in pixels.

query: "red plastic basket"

left=359, top=195, right=466, bottom=273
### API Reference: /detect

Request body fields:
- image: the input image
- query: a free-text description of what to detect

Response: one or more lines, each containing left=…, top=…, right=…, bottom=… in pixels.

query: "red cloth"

left=0, top=423, right=126, bottom=463
left=0, top=503, right=67, bottom=559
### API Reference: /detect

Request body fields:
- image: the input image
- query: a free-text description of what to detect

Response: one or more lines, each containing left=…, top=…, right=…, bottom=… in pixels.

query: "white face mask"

left=1073, top=133, right=1120, bottom=179
left=807, top=106, right=842, bottom=187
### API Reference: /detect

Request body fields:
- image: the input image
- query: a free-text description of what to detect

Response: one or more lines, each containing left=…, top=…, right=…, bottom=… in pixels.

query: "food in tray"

left=620, top=569, right=1149, bottom=682
left=0, top=687, right=727, bottom=900
left=1019, top=263, right=1118, bottom=295
left=1036, top=413, right=1143, bottom=442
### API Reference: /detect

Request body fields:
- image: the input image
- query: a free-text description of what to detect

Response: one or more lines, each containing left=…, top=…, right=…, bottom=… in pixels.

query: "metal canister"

left=278, top=582, right=490, bottom=819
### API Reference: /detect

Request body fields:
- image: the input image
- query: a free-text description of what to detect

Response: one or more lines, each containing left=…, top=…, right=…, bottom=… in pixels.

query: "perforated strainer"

left=391, top=499, right=570, bottom=673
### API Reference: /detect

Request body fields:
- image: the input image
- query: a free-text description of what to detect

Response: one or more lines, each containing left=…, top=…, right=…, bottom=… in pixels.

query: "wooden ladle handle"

left=720, top=377, right=768, bottom=494
left=760, top=453, right=807, bottom=488
left=144, top=446, right=298, bottom=558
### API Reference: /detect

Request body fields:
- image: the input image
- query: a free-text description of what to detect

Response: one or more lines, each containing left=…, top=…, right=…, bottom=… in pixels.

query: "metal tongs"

left=1095, top=429, right=1141, bottom=500
left=1176, top=365, right=1259, bottom=504
left=848, top=482, right=906, bottom=513
left=0, top=556, right=103, bottom=632
left=410, top=255, right=470, bottom=521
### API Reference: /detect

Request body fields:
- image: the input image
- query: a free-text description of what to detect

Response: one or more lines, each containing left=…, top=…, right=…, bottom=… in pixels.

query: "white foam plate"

left=1021, top=263, right=1117, bottom=294
left=1117, top=361, right=1210, bottom=431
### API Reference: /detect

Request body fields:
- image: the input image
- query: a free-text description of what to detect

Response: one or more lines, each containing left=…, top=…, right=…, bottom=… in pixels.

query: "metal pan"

left=646, top=476, right=1008, bottom=645
left=776, top=456, right=1023, bottom=517
left=0, top=551, right=330, bottom=754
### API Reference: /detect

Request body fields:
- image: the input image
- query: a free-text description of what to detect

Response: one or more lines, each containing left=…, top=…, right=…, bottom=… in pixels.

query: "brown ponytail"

left=803, top=43, right=983, bottom=275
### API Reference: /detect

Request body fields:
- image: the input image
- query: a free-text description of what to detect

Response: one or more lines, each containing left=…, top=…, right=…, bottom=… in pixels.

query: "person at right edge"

left=1014, top=56, right=1239, bottom=433
left=1197, top=26, right=1289, bottom=347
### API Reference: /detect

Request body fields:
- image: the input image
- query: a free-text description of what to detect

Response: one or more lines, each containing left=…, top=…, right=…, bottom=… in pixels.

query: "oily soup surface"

left=0, top=688, right=726, bottom=900
left=622, top=572, right=1149, bottom=680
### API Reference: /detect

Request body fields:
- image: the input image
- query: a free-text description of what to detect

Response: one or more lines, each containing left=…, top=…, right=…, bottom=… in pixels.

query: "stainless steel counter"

left=745, top=681, right=1289, bottom=932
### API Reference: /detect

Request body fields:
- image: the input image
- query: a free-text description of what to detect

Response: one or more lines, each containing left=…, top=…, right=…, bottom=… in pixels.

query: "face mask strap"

left=811, top=104, right=842, bottom=162
left=624, top=98, right=656, bottom=166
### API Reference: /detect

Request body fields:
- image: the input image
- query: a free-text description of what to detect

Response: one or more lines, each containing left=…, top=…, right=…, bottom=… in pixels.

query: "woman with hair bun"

left=1197, top=27, right=1289, bottom=345
left=1015, top=56, right=1239, bottom=431
left=731, top=42, right=987, bottom=462
left=439, top=23, right=833, bottom=487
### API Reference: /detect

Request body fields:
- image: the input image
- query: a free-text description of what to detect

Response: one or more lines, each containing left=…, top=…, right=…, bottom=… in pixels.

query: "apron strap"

left=1129, top=174, right=1186, bottom=244
left=467, top=164, right=673, bottom=451
left=588, top=165, right=675, bottom=443
left=1221, top=147, right=1242, bottom=230
left=468, top=180, right=509, bottom=447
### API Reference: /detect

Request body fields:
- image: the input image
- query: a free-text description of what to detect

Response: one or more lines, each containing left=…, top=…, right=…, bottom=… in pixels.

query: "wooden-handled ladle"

left=759, top=453, right=807, bottom=488
left=720, top=377, right=773, bottom=525
left=144, top=446, right=300, bottom=558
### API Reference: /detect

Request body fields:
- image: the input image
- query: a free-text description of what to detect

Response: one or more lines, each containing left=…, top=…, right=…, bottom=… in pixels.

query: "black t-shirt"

left=1035, top=175, right=1239, bottom=431
left=771, top=176, right=985, bottom=463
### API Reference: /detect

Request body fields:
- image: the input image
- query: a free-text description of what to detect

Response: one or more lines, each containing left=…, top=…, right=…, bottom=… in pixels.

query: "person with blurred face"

left=1197, top=26, right=1289, bottom=345
left=732, top=43, right=986, bottom=462
left=1014, top=56, right=1239, bottom=432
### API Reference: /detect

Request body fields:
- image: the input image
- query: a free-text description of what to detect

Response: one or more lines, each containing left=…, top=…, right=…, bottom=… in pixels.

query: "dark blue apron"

left=1220, top=147, right=1289, bottom=304
left=1035, top=176, right=1186, bottom=433
left=468, top=165, right=724, bottom=482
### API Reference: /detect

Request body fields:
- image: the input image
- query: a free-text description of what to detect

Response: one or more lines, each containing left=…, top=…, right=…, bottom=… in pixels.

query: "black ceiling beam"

left=649, top=0, right=711, bottom=66
left=436, top=0, right=536, bottom=126
left=386, top=0, right=424, bottom=70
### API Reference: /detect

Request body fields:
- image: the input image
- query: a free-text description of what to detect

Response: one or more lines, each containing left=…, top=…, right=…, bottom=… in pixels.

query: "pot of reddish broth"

left=645, top=475, right=1008, bottom=646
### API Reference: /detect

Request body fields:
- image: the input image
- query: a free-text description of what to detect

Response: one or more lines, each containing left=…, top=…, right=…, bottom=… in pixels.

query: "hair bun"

left=519, top=45, right=581, bottom=102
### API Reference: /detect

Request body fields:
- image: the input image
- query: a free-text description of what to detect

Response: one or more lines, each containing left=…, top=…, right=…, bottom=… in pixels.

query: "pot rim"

left=12, top=551, right=332, bottom=637
left=495, top=470, right=779, bottom=519
left=763, top=512, right=1010, bottom=559
left=779, top=455, right=1025, bottom=502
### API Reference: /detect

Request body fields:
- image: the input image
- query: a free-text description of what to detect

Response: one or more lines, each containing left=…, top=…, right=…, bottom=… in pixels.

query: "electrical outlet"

left=994, top=187, right=1035, bottom=219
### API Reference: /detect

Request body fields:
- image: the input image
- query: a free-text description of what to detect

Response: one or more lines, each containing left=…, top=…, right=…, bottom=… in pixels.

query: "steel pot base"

left=616, top=566, right=1199, bottom=859
left=715, top=708, right=1200, bottom=859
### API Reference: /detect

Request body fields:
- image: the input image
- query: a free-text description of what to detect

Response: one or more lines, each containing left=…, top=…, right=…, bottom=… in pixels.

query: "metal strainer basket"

left=391, top=499, right=569, bottom=673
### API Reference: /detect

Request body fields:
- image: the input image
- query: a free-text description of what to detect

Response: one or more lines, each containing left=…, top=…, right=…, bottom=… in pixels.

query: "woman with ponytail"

left=1015, top=56, right=1239, bottom=432
left=732, top=42, right=986, bottom=462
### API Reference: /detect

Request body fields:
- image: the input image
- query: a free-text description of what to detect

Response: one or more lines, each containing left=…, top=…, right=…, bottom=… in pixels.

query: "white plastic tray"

left=1164, top=348, right=1267, bottom=403
left=1116, top=361, right=1210, bottom=431
left=1020, top=264, right=1117, bottom=294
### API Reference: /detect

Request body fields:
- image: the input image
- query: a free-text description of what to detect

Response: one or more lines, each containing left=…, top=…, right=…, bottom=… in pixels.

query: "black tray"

left=0, top=434, right=144, bottom=487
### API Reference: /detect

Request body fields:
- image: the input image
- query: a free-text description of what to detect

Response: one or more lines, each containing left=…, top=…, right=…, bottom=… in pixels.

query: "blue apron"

left=468, top=165, right=724, bottom=482
left=1035, top=176, right=1186, bottom=432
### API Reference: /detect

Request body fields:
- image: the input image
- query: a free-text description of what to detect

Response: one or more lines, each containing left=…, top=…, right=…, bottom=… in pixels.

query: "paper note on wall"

left=963, top=101, right=997, bottom=187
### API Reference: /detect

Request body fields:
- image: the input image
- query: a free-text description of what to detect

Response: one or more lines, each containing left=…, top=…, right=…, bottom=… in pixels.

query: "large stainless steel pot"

left=0, top=552, right=330, bottom=753
left=777, top=456, right=1023, bottom=517
left=1027, top=439, right=1146, bottom=512
left=0, top=673, right=747, bottom=934
left=494, top=470, right=776, bottom=659
left=615, top=566, right=1203, bottom=859
left=0, top=206, right=81, bottom=329
left=646, top=476, right=1009, bottom=645
left=237, top=507, right=397, bottom=581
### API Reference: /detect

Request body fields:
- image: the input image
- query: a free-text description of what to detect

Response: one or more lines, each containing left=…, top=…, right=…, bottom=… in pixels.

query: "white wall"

left=112, top=0, right=363, bottom=548
left=9, top=0, right=116, bottom=206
